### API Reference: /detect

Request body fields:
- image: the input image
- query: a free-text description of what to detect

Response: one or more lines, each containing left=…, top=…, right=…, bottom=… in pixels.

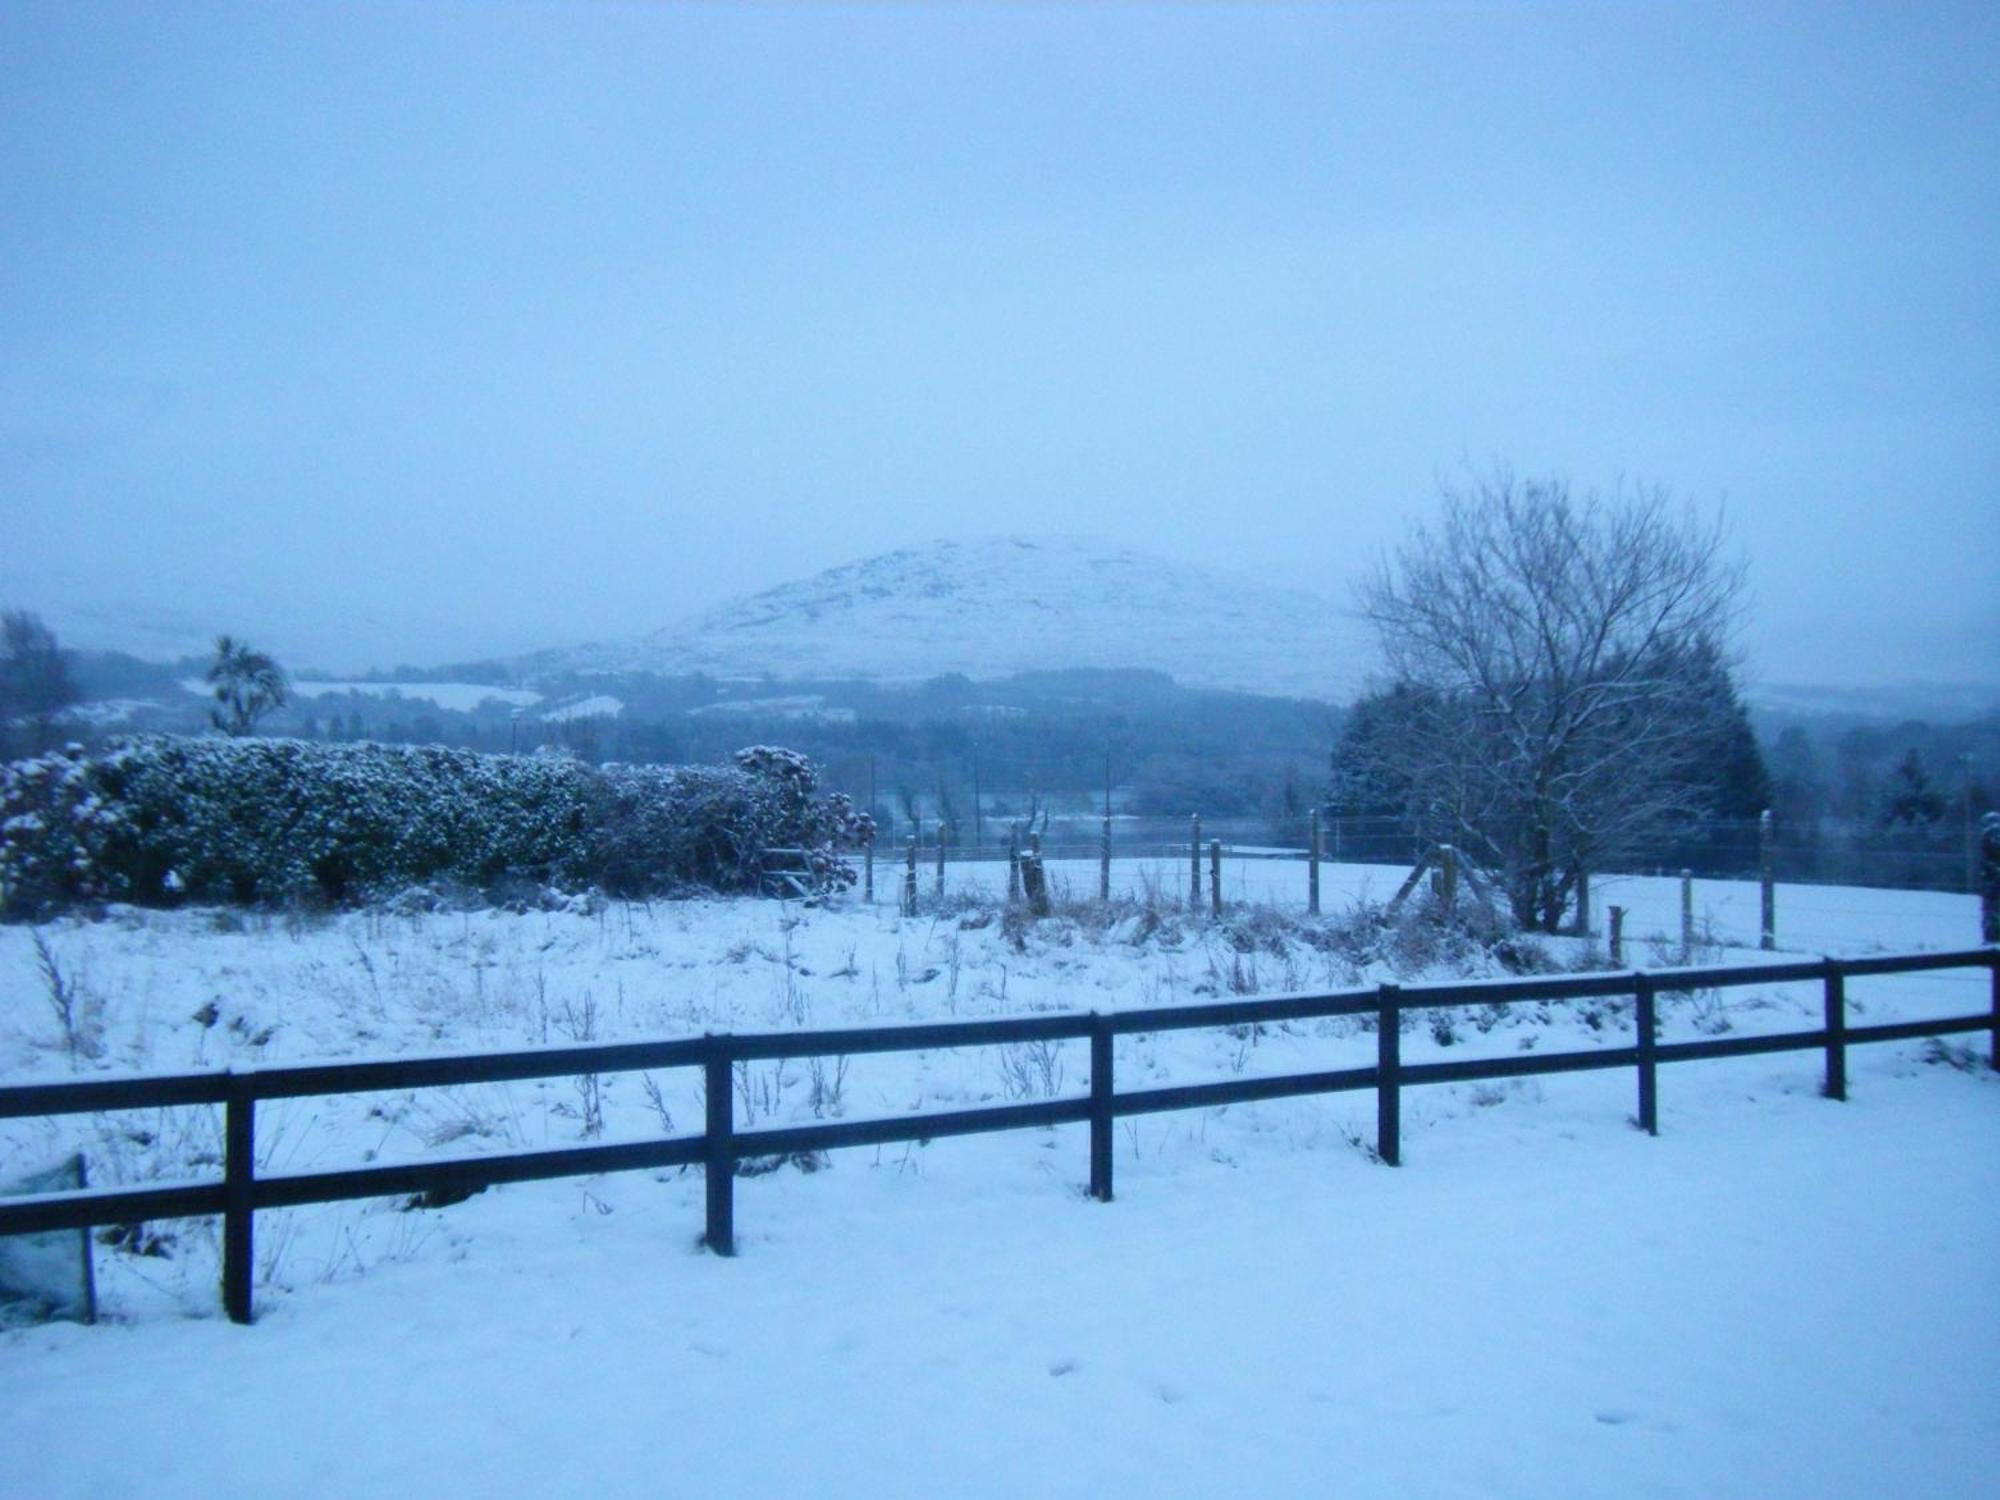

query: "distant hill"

left=516, top=536, right=1373, bottom=702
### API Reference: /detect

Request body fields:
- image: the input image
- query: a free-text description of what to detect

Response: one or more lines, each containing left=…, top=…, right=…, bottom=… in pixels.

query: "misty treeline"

left=30, top=653, right=1341, bottom=837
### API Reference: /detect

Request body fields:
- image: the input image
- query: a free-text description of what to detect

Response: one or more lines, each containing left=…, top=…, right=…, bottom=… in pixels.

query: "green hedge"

left=0, top=737, right=870, bottom=916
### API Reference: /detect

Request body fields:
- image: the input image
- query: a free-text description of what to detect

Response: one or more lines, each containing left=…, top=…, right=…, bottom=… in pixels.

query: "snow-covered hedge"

left=0, top=738, right=872, bottom=916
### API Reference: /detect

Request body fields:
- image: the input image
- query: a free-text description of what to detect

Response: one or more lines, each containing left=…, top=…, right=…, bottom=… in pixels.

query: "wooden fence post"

left=863, top=839, right=873, bottom=905
left=1575, top=869, right=1591, bottom=936
left=1680, top=870, right=1695, bottom=961
left=704, top=1042, right=735, bottom=1256
left=1989, top=949, right=1999, bottom=1074
left=1376, top=984, right=1401, bottom=1166
left=1759, top=810, right=1776, bottom=951
left=1089, top=1017, right=1114, bottom=1202
left=1008, top=825, right=1021, bottom=903
left=1608, top=905, right=1626, bottom=966
left=1308, top=808, right=1321, bottom=916
left=1979, top=812, right=1999, bottom=945
left=223, top=1069, right=256, bottom=1325
left=1439, top=843, right=1459, bottom=912
left=1189, top=814, right=1202, bottom=910
left=1634, top=973, right=1657, bottom=1136
left=903, top=837, right=917, bottom=917
left=1209, top=840, right=1222, bottom=917
left=1822, top=959, right=1846, bottom=1102
left=934, top=821, right=946, bottom=900
left=1100, top=813, right=1112, bottom=903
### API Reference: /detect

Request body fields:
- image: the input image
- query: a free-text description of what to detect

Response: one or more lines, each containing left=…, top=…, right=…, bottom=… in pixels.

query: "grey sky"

left=2, top=1, right=1994, bottom=689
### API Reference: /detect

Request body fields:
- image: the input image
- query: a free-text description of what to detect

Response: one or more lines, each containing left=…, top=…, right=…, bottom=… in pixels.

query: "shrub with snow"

left=0, top=737, right=871, bottom=917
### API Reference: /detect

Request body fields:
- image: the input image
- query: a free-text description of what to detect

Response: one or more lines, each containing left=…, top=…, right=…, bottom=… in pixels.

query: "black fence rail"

left=3, top=947, right=1994, bottom=1325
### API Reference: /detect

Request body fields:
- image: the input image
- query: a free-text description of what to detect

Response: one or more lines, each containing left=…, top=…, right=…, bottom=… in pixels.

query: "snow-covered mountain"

left=526, top=537, right=1374, bottom=702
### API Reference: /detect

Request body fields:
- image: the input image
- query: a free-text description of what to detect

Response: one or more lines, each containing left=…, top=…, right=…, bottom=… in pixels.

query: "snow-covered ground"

left=2, top=863, right=1994, bottom=1498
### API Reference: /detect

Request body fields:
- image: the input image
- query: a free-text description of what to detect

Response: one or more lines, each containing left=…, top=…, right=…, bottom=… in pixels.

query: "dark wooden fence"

left=3, top=947, right=1994, bottom=1324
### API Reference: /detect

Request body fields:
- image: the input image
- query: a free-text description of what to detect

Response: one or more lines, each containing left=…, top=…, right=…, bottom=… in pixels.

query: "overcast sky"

left=2, top=1, right=1994, bottom=688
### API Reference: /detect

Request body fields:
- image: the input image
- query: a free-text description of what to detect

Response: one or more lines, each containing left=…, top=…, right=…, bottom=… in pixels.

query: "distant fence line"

left=838, top=803, right=1986, bottom=897
left=2, top=947, right=1993, bottom=1325
left=862, top=809, right=2000, bottom=951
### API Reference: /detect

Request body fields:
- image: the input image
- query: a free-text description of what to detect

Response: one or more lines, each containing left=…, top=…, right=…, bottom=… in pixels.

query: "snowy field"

left=2, top=861, right=1994, bottom=1498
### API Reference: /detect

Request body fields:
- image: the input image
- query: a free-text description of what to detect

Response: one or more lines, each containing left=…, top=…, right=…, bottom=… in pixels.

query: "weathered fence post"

left=1376, top=983, right=1401, bottom=1167
left=1209, top=840, right=1222, bottom=917
left=1089, top=1017, right=1114, bottom=1202
left=902, top=837, right=918, bottom=917
left=1308, top=808, right=1321, bottom=916
left=1608, top=905, right=1626, bottom=966
left=1189, top=814, right=1202, bottom=910
left=223, top=1069, right=256, bottom=1325
left=1100, top=812, right=1112, bottom=903
left=1680, top=870, right=1695, bottom=961
left=1439, top=843, right=1458, bottom=913
left=1634, top=973, right=1657, bottom=1136
left=1759, top=810, right=1776, bottom=951
left=1979, top=811, right=1999, bottom=945
left=703, top=1041, right=735, bottom=1256
left=863, top=838, right=873, bottom=905
left=1822, top=959, right=1847, bottom=1102
left=1021, top=846, right=1052, bottom=917
left=934, top=821, right=946, bottom=900
left=1008, top=825, right=1022, bottom=903
left=1574, top=869, right=1591, bottom=936
left=1989, top=948, right=1999, bottom=1074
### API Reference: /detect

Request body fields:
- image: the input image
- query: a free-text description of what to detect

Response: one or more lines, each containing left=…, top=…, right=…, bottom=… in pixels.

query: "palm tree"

left=207, top=635, right=289, bottom=736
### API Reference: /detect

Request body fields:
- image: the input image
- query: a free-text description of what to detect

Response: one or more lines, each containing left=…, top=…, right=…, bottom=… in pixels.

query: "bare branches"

left=1354, top=471, right=1746, bottom=931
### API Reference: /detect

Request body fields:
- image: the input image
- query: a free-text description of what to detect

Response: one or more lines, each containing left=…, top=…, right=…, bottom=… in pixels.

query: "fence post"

left=903, top=837, right=918, bottom=917
left=223, top=1069, right=256, bottom=1325
left=1099, top=813, right=1112, bottom=902
left=934, top=821, right=946, bottom=900
left=863, top=838, right=873, bottom=905
left=1376, top=984, right=1401, bottom=1167
left=1979, top=812, right=1999, bottom=945
left=1209, top=840, right=1222, bottom=917
left=1680, top=870, right=1694, bottom=961
left=1439, top=843, right=1459, bottom=912
left=1989, top=950, right=1999, bottom=1074
left=1608, top=905, right=1626, bottom=966
left=1575, top=869, right=1590, bottom=936
left=1308, top=808, right=1321, bottom=916
left=1759, top=810, right=1776, bottom=951
left=1822, top=959, right=1847, bottom=1102
left=1008, top=825, right=1021, bottom=903
left=1089, top=1017, right=1114, bottom=1202
left=1634, top=973, right=1657, bottom=1136
left=704, top=1041, right=735, bottom=1256
left=1189, top=814, right=1202, bottom=910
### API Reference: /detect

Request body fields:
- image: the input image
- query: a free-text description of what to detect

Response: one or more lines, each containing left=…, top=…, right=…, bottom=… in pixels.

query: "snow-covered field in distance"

left=1, top=863, right=1994, bottom=1498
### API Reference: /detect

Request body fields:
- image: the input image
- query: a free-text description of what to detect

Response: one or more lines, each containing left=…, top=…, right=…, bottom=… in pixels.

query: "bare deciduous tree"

left=1356, top=471, right=1744, bottom=931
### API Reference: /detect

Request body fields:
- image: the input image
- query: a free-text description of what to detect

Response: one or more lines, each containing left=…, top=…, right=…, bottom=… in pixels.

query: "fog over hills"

left=518, top=537, right=1376, bottom=703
